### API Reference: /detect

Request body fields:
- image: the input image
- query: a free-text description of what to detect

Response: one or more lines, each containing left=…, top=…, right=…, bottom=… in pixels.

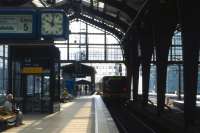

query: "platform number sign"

left=0, top=14, right=33, bottom=33
left=0, top=8, right=69, bottom=40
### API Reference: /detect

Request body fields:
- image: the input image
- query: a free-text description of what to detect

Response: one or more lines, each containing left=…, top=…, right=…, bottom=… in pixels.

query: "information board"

left=0, top=8, right=37, bottom=39
left=21, top=67, right=43, bottom=74
left=0, top=14, right=33, bottom=34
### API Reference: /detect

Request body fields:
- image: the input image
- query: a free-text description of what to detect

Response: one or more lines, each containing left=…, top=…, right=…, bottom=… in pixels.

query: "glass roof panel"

left=32, top=0, right=44, bottom=7
left=82, top=0, right=90, bottom=3
left=98, top=2, right=104, bottom=8
left=81, top=0, right=104, bottom=9
left=55, top=0, right=63, bottom=2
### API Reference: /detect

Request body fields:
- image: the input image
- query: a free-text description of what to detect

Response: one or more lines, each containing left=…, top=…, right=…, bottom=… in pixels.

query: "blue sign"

left=65, top=80, right=75, bottom=95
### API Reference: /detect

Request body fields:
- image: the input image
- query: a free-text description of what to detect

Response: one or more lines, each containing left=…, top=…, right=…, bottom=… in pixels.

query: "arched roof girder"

left=80, top=4, right=129, bottom=32
left=68, top=14, right=123, bottom=39
left=98, top=0, right=137, bottom=18
left=56, top=2, right=128, bottom=32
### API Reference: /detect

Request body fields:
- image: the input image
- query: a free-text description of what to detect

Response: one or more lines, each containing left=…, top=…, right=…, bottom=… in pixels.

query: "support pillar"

left=182, top=33, right=199, bottom=127
left=126, top=40, right=134, bottom=100
left=50, top=59, right=55, bottom=113
left=126, top=60, right=133, bottom=100
left=140, top=33, right=154, bottom=105
left=152, top=0, right=177, bottom=115
left=182, top=28, right=199, bottom=127
left=156, top=33, right=172, bottom=115
left=142, top=63, right=150, bottom=105
left=181, top=0, right=199, bottom=127
left=132, top=62, right=139, bottom=100
left=123, top=38, right=132, bottom=100
left=130, top=33, right=140, bottom=100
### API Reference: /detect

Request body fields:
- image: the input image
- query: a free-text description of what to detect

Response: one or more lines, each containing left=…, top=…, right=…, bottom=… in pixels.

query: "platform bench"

left=0, top=114, right=16, bottom=131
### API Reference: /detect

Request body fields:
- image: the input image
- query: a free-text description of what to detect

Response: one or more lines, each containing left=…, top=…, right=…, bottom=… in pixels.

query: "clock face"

left=41, top=13, right=63, bottom=36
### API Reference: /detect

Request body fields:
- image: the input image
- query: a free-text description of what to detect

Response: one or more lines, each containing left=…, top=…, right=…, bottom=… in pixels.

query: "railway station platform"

left=1, top=95, right=119, bottom=133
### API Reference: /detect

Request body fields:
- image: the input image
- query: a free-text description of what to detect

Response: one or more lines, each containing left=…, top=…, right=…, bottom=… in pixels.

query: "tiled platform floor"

left=2, top=96, right=94, bottom=133
left=2, top=95, right=119, bottom=133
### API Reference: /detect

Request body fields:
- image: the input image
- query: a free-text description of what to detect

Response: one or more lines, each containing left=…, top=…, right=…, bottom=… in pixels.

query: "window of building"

left=168, top=31, right=183, bottom=61
left=56, top=20, right=123, bottom=62
left=107, top=45, right=123, bottom=61
left=0, top=45, right=8, bottom=93
left=88, top=45, right=104, bottom=60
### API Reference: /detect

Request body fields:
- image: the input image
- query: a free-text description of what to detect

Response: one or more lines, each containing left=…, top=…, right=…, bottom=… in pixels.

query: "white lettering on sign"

left=0, top=15, right=32, bottom=33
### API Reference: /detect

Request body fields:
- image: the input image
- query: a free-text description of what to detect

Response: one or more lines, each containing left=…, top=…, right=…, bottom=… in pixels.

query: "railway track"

left=103, top=99, right=156, bottom=133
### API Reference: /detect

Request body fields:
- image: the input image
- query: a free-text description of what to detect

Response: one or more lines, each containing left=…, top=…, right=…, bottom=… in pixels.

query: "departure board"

left=0, top=14, right=33, bottom=34
left=0, top=8, right=37, bottom=39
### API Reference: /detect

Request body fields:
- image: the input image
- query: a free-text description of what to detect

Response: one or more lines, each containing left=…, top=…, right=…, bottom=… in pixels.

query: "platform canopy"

left=62, top=62, right=96, bottom=77
left=76, top=80, right=91, bottom=85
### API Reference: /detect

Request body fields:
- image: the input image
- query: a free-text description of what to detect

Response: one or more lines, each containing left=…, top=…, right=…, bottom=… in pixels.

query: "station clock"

left=40, top=10, right=68, bottom=40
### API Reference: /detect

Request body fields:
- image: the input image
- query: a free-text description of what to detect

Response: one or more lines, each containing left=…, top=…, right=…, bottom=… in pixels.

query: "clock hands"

left=42, top=14, right=56, bottom=26
left=45, top=19, right=52, bottom=25
left=50, top=13, right=55, bottom=27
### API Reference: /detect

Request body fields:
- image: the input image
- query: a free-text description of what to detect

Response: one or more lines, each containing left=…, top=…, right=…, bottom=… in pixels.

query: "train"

left=99, top=76, right=129, bottom=101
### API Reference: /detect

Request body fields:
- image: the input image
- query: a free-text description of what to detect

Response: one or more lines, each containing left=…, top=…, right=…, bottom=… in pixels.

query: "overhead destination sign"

left=0, top=15, right=33, bottom=33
